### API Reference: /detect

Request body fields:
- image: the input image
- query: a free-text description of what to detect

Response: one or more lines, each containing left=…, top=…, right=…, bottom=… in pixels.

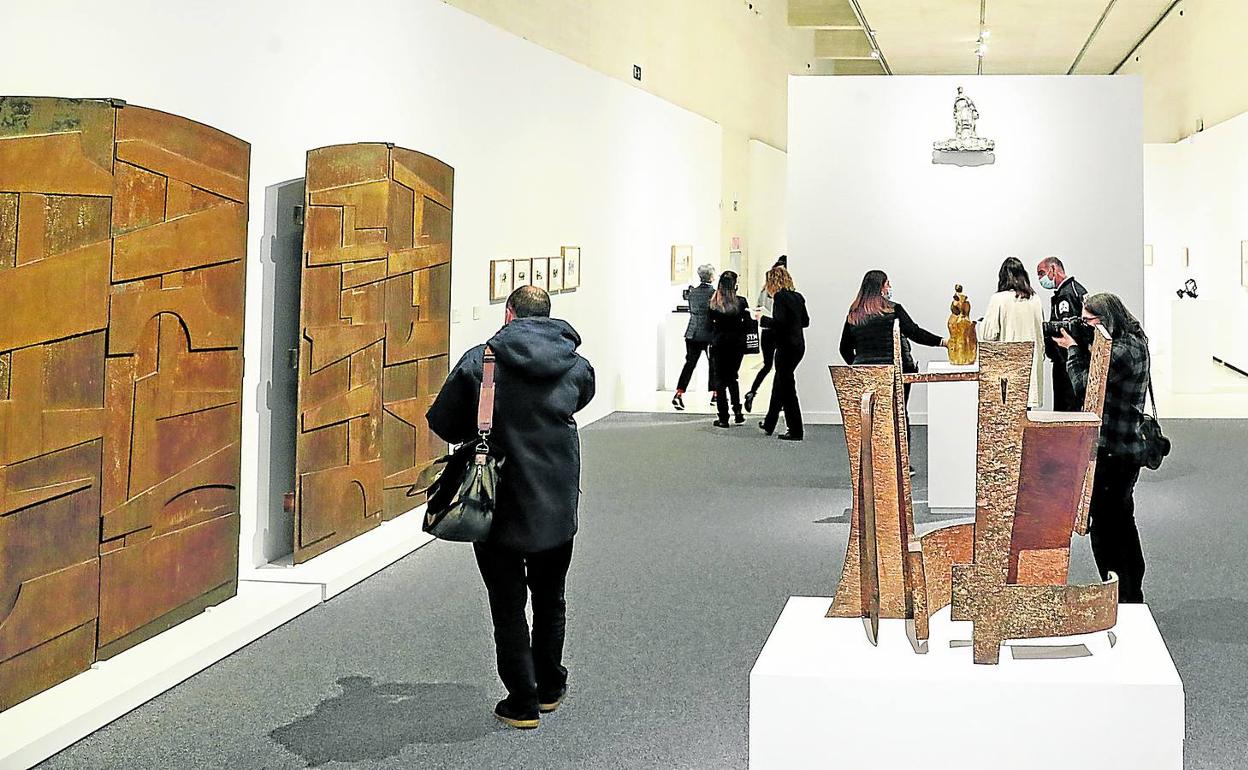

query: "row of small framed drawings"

left=490, top=246, right=581, bottom=303
left=1146, top=242, right=1248, bottom=288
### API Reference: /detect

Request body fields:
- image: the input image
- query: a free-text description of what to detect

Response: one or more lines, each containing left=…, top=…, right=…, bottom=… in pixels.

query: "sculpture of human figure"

left=953, top=87, right=978, bottom=140
left=947, top=283, right=977, bottom=365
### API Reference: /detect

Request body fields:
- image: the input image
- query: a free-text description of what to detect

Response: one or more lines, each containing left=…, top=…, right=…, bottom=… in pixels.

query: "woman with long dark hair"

left=707, top=271, right=750, bottom=427
left=978, top=256, right=1046, bottom=407
left=1054, top=292, right=1152, bottom=602
left=755, top=266, right=809, bottom=440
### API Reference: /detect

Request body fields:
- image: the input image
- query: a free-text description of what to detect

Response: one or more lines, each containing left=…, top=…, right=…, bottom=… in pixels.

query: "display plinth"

left=0, top=582, right=320, bottom=770
left=749, top=597, right=1183, bottom=770
left=241, top=506, right=434, bottom=600
left=1170, top=299, right=1213, bottom=394
left=925, top=361, right=978, bottom=511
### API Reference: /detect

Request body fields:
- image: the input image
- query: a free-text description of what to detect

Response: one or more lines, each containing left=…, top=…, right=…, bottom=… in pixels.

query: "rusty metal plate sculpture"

left=0, top=96, right=248, bottom=709
left=827, top=321, right=1118, bottom=664
left=293, top=144, right=452, bottom=563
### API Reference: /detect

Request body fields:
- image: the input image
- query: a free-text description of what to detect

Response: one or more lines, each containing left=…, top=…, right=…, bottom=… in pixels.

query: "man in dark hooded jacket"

left=426, top=285, right=595, bottom=729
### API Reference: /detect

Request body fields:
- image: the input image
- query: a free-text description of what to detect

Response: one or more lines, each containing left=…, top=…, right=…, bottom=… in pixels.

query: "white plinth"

left=925, top=361, right=978, bottom=511
left=1171, top=299, right=1213, bottom=394
left=750, top=597, right=1184, bottom=770
left=0, top=581, right=321, bottom=770
left=241, top=506, right=435, bottom=600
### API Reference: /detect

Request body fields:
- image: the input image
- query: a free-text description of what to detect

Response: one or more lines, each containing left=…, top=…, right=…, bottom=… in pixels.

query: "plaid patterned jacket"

left=1066, top=332, right=1151, bottom=464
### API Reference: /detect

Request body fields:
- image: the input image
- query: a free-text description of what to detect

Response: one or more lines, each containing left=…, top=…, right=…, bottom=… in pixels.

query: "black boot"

left=743, top=391, right=755, bottom=412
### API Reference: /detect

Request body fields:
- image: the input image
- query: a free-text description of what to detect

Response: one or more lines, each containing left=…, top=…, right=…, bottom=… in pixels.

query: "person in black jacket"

left=744, top=255, right=788, bottom=412
left=754, top=266, right=810, bottom=440
left=673, top=264, right=716, bottom=411
left=839, top=270, right=946, bottom=429
left=1036, top=256, right=1089, bottom=411
left=426, top=286, right=596, bottom=730
left=707, top=270, right=750, bottom=427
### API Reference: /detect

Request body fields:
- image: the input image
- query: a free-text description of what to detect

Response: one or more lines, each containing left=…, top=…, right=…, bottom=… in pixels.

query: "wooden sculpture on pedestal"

left=827, top=322, right=1117, bottom=664
left=0, top=96, right=249, bottom=710
left=946, top=284, right=977, bottom=365
left=292, top=144, right=453, bottom=563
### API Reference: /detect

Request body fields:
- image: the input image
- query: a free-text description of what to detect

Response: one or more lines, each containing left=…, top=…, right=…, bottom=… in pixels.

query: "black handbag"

left=744, top=313, right=761, bottom=354
left=1139, top=374, right=1171, bottom=471
left=422, top=347, right=500, bottom=542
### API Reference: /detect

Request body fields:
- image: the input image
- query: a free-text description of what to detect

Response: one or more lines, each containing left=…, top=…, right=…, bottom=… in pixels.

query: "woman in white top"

left=977, top=256, right=1046, bottom=408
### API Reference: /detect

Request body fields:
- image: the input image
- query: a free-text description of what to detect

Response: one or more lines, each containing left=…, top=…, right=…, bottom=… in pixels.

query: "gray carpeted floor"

left=37, top=415, right=1248, bottom=769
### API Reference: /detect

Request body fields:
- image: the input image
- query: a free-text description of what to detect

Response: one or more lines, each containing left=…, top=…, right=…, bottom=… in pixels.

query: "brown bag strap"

left=477, top=346, right=497, bottom=435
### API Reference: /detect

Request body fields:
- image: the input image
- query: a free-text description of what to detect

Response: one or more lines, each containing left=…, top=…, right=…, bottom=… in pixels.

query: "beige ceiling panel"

left=857, top=0, right=981, bottom=74
left=833, top=59, right=887, bottom=75
left=979, top=0, right=1108, bottom=74
left=789, top=0, right=860, bottom=28
left=814, top=28, right=875, bottom=58
left=1072, top=0, right=1174, bottom=74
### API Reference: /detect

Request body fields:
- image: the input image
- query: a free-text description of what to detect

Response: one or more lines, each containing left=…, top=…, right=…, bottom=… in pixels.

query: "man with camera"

left=1036, top=256, right=1087, bottom=411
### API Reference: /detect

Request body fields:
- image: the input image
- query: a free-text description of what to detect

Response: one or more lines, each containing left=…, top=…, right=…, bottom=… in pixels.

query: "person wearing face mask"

left=839, top=270, right=947, bottom=434
left=1036, top=256, right=1088, bottom=411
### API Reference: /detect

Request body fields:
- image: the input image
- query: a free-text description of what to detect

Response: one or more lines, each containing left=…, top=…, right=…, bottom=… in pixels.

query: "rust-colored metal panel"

left=294, top=144, right=453, bottom=562
left=0, top=96, right=248, bottom=707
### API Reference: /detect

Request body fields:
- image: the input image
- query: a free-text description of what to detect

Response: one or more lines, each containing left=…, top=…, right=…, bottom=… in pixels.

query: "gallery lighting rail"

left=1068, top=0, right=1119, bottom=75
left=848, top=0, right=891, bottom=75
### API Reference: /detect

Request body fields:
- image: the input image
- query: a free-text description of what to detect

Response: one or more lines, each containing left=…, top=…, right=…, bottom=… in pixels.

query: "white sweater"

left=976, top=290, right=1046, bottom=408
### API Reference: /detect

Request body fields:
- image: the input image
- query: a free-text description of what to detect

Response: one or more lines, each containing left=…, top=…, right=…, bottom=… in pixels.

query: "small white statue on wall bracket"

left=933, top=87, right=995, bottom=161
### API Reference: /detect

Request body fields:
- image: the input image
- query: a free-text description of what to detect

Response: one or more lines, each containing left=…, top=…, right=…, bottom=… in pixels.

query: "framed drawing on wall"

left=1242, top=241, right=1248, bottom=289
left=671, top=245, right=693, bottom=284
left=1144, top=244, right=1153, bottom=267
left=514, top=258, right=531, bottom=288
left=549, top=256, right=565, bottom=293
left=562, top=246, right=580, bottom=290
left=490, top=259, right=513, bottom=303
left=531, top=257, right=549, bottom=291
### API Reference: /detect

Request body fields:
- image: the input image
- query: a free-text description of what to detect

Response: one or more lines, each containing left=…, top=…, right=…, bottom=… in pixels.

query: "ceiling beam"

left=814, top=29, right=875, bottom=59
left=846, top=0, right=891, bottom=75
left=788, top=0, right=860, bottom=28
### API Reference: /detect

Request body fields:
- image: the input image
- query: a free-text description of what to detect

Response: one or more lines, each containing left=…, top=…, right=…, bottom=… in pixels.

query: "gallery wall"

left=787, top=75, right=1144, bottom=422
left=0, top=0, right=722, bottom=567
left=746, top=139, right=789, bottom=301
left=1143, top=110, right=1248, bottom=373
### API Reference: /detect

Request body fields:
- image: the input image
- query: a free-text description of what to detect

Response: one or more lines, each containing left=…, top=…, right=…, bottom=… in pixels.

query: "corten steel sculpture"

left=293, top=143, right=452, bottom=563
left=828, top=322, right=1118, bottom=664
left=0, top=96, right=249, bottom=710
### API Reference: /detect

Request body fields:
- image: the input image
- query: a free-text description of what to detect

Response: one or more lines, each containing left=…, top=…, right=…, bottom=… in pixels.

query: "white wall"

left=1144, top=110, right=1248, bottom=371
left=746, top=139, right=789, bottom=300
left=787, top=75, right=1144, bottom=422
left=1, top=0, right=721, bottom=566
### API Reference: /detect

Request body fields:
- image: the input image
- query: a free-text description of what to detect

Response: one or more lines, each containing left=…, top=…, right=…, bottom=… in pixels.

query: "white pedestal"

left=1171, top=299, right=1213, bottom=394
left=241, top=506, right=435, bottom=600
left=0, top=581, right=321, bottom=769
left=925, top=361, right=978, bottom=512
left=749, top=597, right=1184, bottom=770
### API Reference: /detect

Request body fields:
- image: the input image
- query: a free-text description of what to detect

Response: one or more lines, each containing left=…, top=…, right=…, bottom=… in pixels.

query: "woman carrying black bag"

left=707, top=271, right=750, bottom=427
left=1055, top=292, right=1155, bottom=604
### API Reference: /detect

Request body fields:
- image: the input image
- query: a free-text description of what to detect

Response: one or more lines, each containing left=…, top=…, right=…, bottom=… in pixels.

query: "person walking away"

left=978, top=257, right=1046, bottom=408
left=744, top=255, right=787, bottom=412
left=1036, top=255, right=1088, bottom=411
left=1054, top=292, right=1151, bottom=603
left=755, top=266, right=809, bottom=440
left=707, top=270, right=750, bottom=427
left=673, top=263, right=715, bottom=411
left=425, top=286, right=596, bottom=729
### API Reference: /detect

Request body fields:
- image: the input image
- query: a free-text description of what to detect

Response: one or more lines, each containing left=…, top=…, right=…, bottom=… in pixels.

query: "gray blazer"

left=684, top=282, right=714, bottom=342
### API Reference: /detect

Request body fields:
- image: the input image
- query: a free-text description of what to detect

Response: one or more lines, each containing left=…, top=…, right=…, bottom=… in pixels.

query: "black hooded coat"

left=426, top=317, right=596, bottom=552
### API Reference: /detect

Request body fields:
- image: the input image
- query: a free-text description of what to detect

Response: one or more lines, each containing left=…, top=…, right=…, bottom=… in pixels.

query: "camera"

left=1044, top=317, right=1095, bottom=347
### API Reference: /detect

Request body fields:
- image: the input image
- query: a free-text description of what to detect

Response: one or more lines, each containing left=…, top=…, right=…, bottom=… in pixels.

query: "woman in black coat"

left=707, top=271, right=750, bottom=427
left=756, top=266, right=810, bottom=440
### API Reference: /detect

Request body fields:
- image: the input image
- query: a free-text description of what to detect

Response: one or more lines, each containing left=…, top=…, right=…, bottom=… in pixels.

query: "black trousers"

left=714, top=347, right=745, bottom=421
left=1087, top=453, right=1145, bottom=603
left=748, top=329, right=777, bottom=394
left=1051, top=359, right=1080, bottom=411
left=762, top=343, right=804, bottom=437
left=473, top=539, right=574, bottom=711
left=676, top=340, right=714, bottom=393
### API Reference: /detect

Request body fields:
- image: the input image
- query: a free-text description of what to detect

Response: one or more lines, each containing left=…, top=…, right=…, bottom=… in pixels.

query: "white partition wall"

left=787, top=76, right=1144, bottom=422
left=0, top=0, right=721, bottom=568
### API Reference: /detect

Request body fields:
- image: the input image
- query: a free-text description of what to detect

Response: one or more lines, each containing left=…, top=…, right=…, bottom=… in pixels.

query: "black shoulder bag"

left=422, top=347, right=500, bottom=541
left=1140, top=374, right=1171, bottom=471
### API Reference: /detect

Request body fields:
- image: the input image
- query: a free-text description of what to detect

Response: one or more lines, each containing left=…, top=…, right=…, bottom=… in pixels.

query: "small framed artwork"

left=671, top=245, right=693, bottom=284
left=531, top=257, right=549, bottom=291
left=1241, top=241, right=1248, bottom=289
left=561, top=246, right=580, bottom=290
left=1144, top=244, right=1153, bottom=267
left=490, top=259, right=513, bottom=303
left=513, top=258, right=531, bottom=288
left=548, top=256, right=565, bottom=293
